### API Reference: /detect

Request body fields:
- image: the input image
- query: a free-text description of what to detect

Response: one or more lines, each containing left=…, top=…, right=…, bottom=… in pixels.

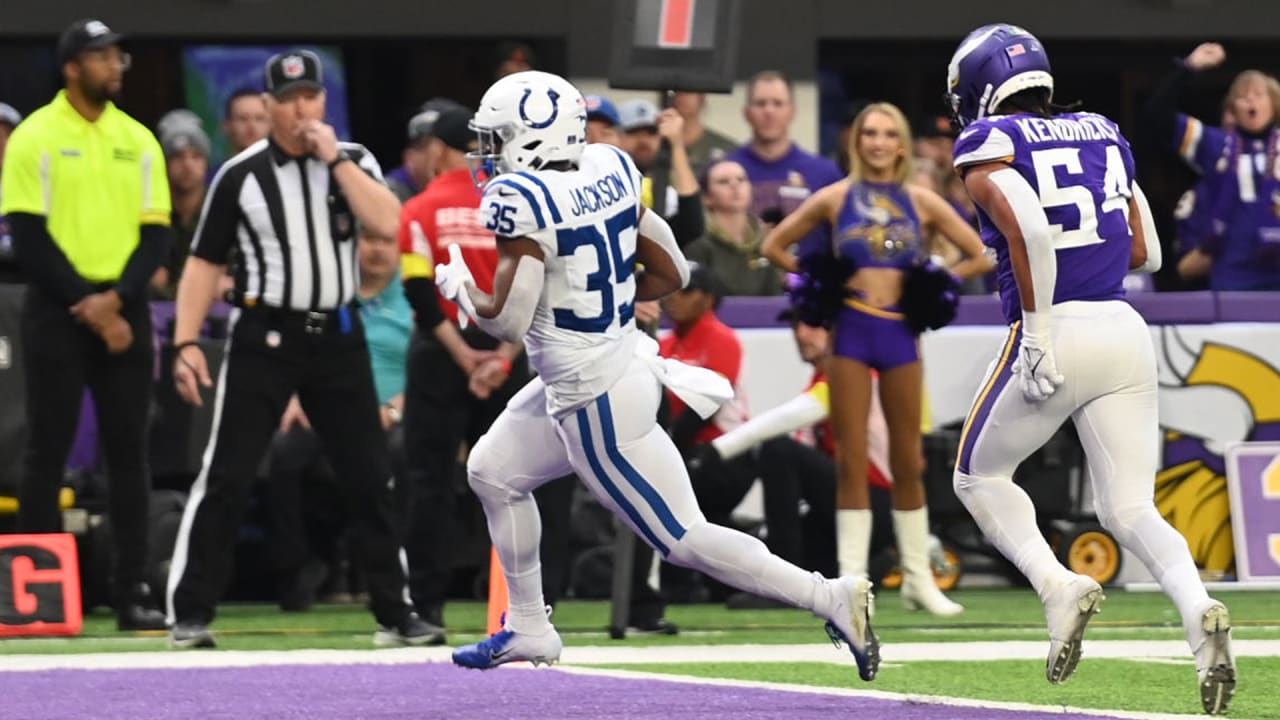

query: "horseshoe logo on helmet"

left=518, top=88, right=560, bottom=129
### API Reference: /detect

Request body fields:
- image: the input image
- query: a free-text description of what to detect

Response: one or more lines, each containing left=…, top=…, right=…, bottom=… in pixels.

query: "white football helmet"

left=469, top=70, right=587, bottom=181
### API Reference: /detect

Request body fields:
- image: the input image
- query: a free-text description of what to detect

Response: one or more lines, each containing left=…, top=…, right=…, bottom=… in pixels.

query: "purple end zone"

left=8, top=663, right=1131, bottom=720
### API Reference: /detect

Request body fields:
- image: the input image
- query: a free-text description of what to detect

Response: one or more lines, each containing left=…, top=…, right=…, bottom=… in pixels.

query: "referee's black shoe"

left=374, top=612, right=446, bottom=647
left=117, top=604, right=167, bottom=631
left=116, top=583, right=167, bottom=631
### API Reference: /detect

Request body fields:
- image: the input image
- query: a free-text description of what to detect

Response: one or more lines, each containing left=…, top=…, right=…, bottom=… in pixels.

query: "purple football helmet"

left=945, top=24, right=1053, bottom=129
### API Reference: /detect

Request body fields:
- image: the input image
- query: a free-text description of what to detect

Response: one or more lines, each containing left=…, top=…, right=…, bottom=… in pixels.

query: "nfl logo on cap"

left=282, top=55, right=305, bottom=79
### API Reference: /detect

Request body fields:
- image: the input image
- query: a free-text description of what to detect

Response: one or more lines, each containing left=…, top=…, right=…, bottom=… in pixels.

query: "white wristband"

left=1021, top=310, right=1052, bottom=340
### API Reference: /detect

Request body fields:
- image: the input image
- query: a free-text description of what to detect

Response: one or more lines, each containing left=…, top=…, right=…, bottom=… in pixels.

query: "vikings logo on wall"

left=1155, top=327, right=1280, bottom=573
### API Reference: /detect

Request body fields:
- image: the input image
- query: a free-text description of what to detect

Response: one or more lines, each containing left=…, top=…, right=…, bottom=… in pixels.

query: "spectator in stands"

left=494, top=41, right=535, bottom=79
left=727, top=70, right=844, bottom=257
left=1, top=18, right=171, bottom=631
left=397, top=106, right=523, bottom=631
left=830, top=103, right=863, bottom=175
left=658, top=265, right=751, bottom=601
left=0, top=102, right=22, bottom=282
left=265, top=226, right=415, bottom=613
left=221, top=87, right=269, bottom=159
left=670, top=91, right=739, bottom=178
left=619, top=98, right=704, bottom=246
left=685, top=159, right=783, bottom=296
left=585, top=94, right=622, bottom=146
left=153, top=110, right=211, bottom=298
left=659, top=265, right=749, bottom=525
left=1145, top=42, right=1280, bottom=290
left=708, top=310, right=899, bottom=607
left=911, top=113, right=955, bottom=170
left=386, top=98, right=467, bottom=203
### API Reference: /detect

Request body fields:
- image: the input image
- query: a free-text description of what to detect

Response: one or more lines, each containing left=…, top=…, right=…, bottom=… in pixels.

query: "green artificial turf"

left=3, top=588, right=1277, bottom=653
left=611, top=659, right=1271, bottom=719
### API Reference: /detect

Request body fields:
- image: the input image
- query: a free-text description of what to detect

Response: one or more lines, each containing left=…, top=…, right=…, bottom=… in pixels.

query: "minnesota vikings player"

left=946, top=24, right=1235, bottom=713
left=433, top=70, right=878, bottom=681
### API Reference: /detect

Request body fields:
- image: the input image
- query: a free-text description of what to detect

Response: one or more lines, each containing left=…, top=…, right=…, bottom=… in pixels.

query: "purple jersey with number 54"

left=953, top=112, right=1136, bottom=324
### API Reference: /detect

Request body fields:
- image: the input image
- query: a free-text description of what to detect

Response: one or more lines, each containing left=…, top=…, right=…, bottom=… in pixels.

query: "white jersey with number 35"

left=479, top=143, right=646, bottom=416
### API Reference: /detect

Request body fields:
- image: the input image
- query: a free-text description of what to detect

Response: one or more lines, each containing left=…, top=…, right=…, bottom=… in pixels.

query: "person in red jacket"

left=396, top=106, right=523, bottom=632
left=658, top=265, right=750, bottom=601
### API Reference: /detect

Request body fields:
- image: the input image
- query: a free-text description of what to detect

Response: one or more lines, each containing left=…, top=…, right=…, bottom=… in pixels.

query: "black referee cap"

left=264, top=50, right=324, bottom=99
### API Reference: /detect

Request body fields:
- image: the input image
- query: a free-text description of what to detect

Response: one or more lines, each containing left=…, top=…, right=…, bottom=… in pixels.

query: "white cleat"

left=1042, top=574, right=1105, bottom=684
left=822, top=575, right=880, bottom=682
left=1194, top=602, right=1236, bottom=715
left=451, top=626, right=563, bottom=670
left=901, top=577, right=964, bottom=617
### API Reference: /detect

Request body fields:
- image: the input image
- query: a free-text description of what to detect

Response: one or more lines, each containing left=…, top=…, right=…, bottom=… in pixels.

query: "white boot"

left=837, top=509, right=872, bottom=579
left=1042, top=573, right=1104, bottom=684
left=1191, top=601, right=1235, bottom=715
left=894, top=507, right=964, bottom=616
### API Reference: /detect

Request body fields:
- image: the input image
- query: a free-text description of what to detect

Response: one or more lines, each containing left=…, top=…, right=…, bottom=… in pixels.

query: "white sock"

left=469, top=475, right=552, bottom=636
left=667, top=521, right=821, bottom=611
left=837, top=509, right=873, bottom=578
left=1102, top=505, right=1211, bottom=641
left=954, top=472, right=1072, bottom=597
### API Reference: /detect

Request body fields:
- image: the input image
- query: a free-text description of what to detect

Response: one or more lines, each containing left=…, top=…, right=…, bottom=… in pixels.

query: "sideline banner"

left=734, top=321, right=1280, bottom=574
left=0, top=533, right=82, bottom=637
left=1225, top=442, right=1280, bottom=582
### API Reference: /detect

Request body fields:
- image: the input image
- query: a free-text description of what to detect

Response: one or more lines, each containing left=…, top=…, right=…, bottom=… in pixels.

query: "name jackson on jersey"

left=568, top=170, right=631, bottom=217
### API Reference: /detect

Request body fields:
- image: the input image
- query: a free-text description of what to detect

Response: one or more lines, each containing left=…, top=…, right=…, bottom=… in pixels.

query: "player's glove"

left=1013, top=311, right=1065, bottom=403
left=436, top=244, right=478, bottom=321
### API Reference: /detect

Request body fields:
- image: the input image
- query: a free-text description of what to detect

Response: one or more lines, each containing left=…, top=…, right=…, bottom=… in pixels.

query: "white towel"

left=634, top=334, right=734, bottom=419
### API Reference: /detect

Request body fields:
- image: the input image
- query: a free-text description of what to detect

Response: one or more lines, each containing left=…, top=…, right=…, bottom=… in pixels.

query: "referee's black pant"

left=167, top=305, right=411, bottom=628
left=17, top=286, right=154, bottom=601
left=402, top=326, right=526, bottom=620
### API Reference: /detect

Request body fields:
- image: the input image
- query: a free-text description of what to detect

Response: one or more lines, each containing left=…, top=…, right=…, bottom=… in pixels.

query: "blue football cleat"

left=451, top=625, right=563, bottom=670
left=822, top=576, right=880, bottom=682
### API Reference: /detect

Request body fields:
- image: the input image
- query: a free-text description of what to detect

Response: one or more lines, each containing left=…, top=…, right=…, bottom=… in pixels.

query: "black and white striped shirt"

left=190, top=138, right=382, bottom=311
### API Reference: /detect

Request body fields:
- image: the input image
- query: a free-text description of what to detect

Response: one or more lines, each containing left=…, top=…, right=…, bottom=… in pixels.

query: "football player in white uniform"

left=435, top=71, right=878, bottom=681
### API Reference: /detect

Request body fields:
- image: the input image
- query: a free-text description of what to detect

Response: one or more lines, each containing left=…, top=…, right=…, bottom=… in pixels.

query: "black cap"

left=264, top=50, right=324, bottom=99
left=57, top=19, right=124, bottom=66
left=428, top=107, right=477, bottom=153
left=913, top=113, right=954, bottom=139
left=684, top=263, right=720, bottom=297
left=407, top=97, right=469, bottom=143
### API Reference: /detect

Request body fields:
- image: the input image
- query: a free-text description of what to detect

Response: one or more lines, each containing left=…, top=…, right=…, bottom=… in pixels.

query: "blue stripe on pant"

left=575, top=394, right=686, bottom=556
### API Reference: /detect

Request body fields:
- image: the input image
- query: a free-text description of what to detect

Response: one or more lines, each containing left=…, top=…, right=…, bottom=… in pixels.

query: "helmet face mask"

left=467, top=121, right=511, bottom=186
left=945, top=23, right=1054, bottom=129
left=469, top=70, right=587, bottom=185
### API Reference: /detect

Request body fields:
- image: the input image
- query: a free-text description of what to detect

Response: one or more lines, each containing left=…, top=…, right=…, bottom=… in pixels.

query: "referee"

left=165, top=50, right=434, bottom=648
left=0, top=19, right=169, bottom=631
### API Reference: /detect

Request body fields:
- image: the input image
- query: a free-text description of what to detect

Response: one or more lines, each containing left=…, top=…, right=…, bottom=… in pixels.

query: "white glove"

left=435, top=244, right=478, bottom=323
left=1014, top=311, right=1065, bottom=402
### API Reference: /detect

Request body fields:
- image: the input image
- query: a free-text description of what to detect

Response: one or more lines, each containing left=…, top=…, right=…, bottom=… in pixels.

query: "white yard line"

left=556, top=665, right=1225, bottom=720
left=0, top=638, right=1276, bottom=671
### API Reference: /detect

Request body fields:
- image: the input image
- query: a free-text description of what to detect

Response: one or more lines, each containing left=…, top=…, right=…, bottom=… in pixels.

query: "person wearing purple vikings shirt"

left=944, top=23, right=1235, bottom=714
left=727, top=71, right=844, bottom=257
left=1145, top=43, right=1280, bottom=291
left=762, top=102, right=989, bottom=618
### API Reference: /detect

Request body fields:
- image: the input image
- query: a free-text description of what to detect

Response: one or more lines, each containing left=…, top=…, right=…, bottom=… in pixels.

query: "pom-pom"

left=900, top=259, right=962, bottom=334
left=783, top=252, right=856, bottom=328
